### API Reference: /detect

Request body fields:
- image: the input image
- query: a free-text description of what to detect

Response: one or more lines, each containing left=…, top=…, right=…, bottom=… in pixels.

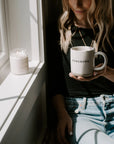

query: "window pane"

left=6, top=0, right=43, bottom=62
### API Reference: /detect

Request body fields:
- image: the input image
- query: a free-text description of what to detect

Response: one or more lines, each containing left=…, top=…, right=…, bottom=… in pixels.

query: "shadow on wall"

left=112, top=0, right=114, bottom=16
left=44, top=0, right=63, bottom=142
left=47, top=0, right=62, bottom=24
left=45, top=0, right=62, bottom=115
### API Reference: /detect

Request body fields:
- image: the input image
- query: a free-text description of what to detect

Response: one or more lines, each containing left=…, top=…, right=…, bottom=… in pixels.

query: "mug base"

left=71, top=72, right=92, bottom=77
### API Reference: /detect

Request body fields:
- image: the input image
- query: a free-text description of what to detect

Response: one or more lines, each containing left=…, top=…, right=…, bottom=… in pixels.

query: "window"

left=0, top=0, right=45, bottom=142
left=0, top=0, right=45, bottom=81
left=0, top=0, right=44, bottom=70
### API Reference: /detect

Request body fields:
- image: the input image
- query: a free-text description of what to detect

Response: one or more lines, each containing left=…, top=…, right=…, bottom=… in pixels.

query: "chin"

left=75, top=14, right=85, bottom=21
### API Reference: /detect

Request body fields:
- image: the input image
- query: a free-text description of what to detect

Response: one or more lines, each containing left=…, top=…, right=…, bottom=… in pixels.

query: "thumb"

left=67, top=119, right=73, bottom=136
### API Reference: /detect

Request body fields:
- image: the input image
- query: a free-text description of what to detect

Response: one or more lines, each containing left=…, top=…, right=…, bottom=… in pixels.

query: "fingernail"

left=69, top=73, right=72, bottom=77
left=94, top=72, right=97, bottom=76
left=69, top=132, right=73, bottom=135
left=77, top=76, right=81, bottom=79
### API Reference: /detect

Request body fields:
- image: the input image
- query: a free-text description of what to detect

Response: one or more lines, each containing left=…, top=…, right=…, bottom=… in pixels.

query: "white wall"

left=6, top=0, right=40, bottom=61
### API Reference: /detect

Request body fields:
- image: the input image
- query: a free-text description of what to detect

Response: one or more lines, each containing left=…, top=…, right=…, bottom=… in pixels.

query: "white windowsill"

left=0, top=60, right=45, bottom=142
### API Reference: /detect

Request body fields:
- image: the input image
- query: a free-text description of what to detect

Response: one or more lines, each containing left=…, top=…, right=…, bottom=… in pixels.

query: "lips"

left=75, top=10, right=85, bottom=13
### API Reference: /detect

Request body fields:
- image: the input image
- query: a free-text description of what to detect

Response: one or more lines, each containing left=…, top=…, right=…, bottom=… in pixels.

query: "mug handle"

left=94, top=51, right=108, bottom=71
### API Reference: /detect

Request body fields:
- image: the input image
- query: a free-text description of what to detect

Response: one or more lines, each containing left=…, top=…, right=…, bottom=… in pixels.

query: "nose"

left=76, top=0, right=82, bottom=7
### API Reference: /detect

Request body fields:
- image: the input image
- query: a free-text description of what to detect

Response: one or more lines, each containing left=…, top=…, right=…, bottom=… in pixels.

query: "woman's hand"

left=52, top=94, right=73, bottom=144
left=69, top=65, right=114, bottom=82
left=69, top=70, right=104, bottom=81
left=57, top=111, right=73, bottom=144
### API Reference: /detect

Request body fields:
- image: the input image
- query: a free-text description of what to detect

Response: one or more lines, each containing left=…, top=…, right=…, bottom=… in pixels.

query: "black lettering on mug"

left=72, top=59, right=89, bottom=63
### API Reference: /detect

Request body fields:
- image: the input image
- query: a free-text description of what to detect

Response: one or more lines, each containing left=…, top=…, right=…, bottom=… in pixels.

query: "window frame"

left=0, top=0, right=8, bottom=68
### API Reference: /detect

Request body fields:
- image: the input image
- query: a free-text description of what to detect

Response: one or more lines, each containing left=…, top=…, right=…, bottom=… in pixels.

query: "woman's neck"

left=75, top=20, right=91, bottom=29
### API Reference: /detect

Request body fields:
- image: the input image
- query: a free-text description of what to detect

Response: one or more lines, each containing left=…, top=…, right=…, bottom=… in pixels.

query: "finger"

left=95, top=63, right=103, bottom=67
left=57, top=126, right=70, bottom=144
left=69, top=72, right=96, bottom=81
left=58, top=131, right=69, bottom=144
left=57, top=128, right=63, bottom=144
left=60, top=129, right=69, bottom=144
left=77, top=76, right=84, bottom=80
left=77, top=69, right=105, bottom=81
left=69, top=73, right=79, bottom=80
left=69, top=73, right=88, bottom=81
left=77, top=77, right=90, bottom=81
left=93, top=69, right=105, bottom=77
left=61, top=135, right=70, bottom=144
left=69, top=72, right=76, bottom=78
left=67, top=119, right=73, bottom=136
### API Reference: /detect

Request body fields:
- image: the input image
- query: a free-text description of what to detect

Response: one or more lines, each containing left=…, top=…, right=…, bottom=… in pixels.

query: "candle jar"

left=10, top=49, right=29, bottom=75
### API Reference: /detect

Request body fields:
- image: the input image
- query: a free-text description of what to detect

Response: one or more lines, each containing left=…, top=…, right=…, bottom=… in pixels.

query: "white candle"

left=10, top=49, right=29, bottom=75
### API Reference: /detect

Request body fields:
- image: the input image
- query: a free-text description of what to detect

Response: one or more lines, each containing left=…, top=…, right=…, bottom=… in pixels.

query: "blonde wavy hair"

left=59, top=0, right=114, bottom=53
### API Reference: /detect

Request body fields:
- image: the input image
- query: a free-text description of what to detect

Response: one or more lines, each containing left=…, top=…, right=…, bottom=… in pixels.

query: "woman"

left=49, top=0, right=114, bottom=144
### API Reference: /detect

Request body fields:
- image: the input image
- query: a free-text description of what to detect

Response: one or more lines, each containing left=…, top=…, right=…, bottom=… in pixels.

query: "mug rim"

left=71, top=46, right=95, bottom=52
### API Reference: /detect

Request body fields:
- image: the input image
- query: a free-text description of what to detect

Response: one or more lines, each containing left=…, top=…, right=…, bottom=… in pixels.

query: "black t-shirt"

left=47, top=25, right=114, bottom=98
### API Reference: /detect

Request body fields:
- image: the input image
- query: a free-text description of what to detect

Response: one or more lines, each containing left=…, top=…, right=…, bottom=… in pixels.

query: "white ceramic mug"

left=70, top=46, right=108, bottom=77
